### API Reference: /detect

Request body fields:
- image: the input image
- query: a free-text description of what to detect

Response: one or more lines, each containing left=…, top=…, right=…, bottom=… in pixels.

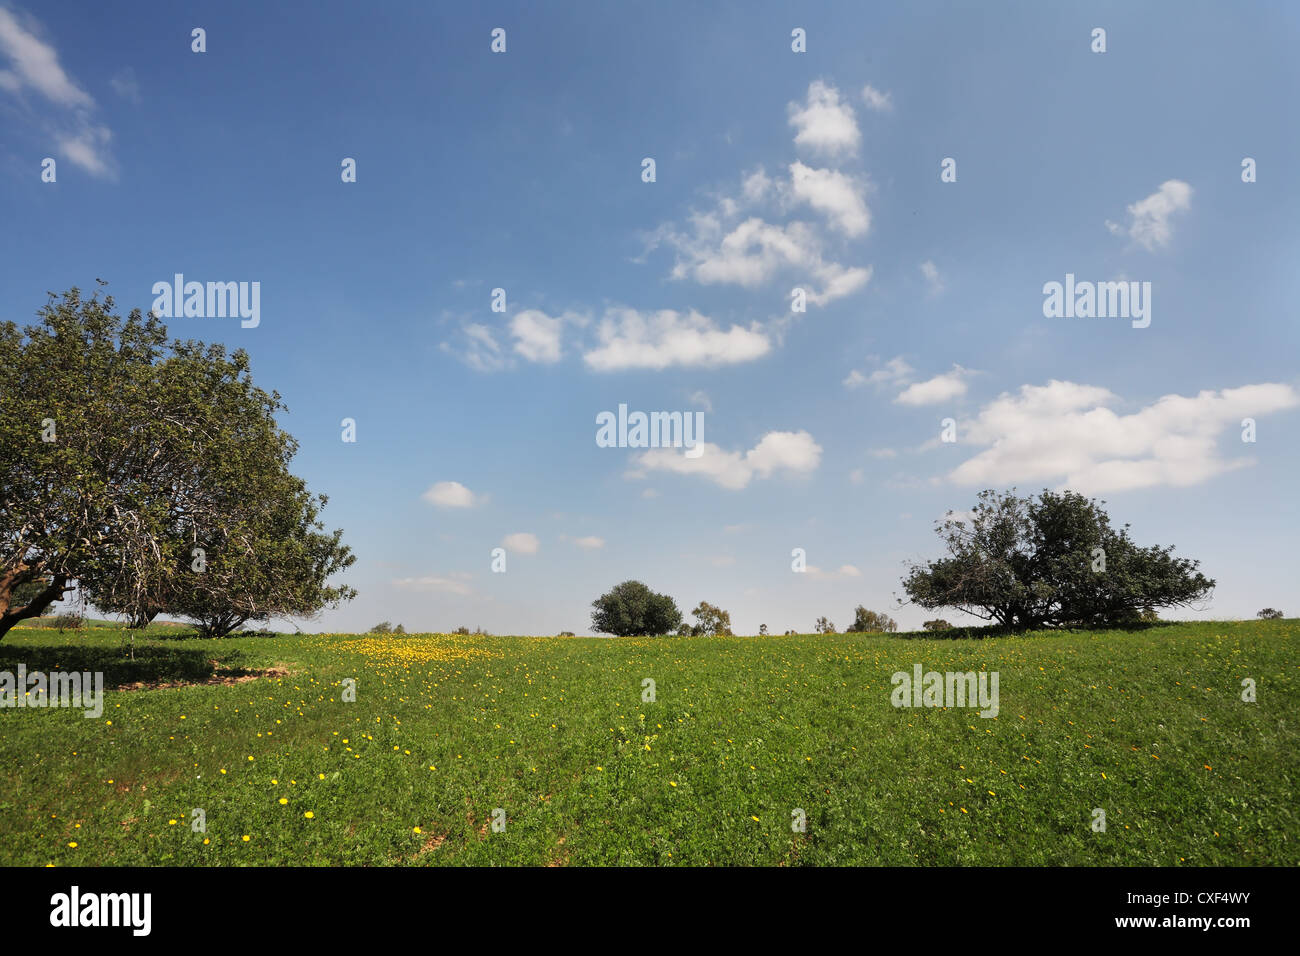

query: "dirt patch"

left=115, top=662, right=290, bottom=691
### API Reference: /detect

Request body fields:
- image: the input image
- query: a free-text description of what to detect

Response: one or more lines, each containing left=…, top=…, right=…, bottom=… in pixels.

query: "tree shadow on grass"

left=0, top=643, right=248, bottom=688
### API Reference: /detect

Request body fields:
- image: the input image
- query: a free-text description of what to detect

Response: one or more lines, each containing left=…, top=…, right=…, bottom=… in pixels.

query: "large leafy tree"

left=847, top=606, right=897, bottom=633
left=590, top=580, right=682, bottom=637
left=901, top=489, right=1213, bottom=629
left=0, top=285, right=355, bottom=639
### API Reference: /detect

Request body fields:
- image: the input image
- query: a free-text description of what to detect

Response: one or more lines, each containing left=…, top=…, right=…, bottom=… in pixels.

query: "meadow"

left=0, top=619, right=1295, bottom=866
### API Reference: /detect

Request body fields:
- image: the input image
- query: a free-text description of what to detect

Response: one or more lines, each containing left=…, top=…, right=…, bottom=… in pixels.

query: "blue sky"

left=2, top=1, right=1297, bottom=634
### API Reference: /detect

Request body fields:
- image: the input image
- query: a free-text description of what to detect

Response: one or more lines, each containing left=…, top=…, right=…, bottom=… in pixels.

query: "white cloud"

left=861, top=84, right=893, bottom=112
left=583, top=306, right=770, bottom=371
left=441, top=323, right=510, bottom=372
left=664, top=215, right=870, bottom=306
left=571, top=535, right=605, bottom=550
left=895, top=365, right=970, bottom=406
left=0, top=8, right=116, bottom=177
left=0, top=8, right=92, bottom=107
left=634, top=430, right=822, bottom=490
left=422, top=481, right=479, bottom=508
left=788, top=161, right=870, bottom=237
left=393, top=574, right=472, bottom=596
left=919, top=259, right=944, bottom=296
left=846, top=355, right=913, bottom=390
left=510, top=309, right=565, bottom=363
left=502, top=532, right=540, bottom=554
left=641, top=488, right=660, bottom=499
left=1106, top=180, right=1192, bottom=251
left=689, top=390, right=713, bottom=412
left=788, top=80, right=860, bottom=157
left=948, top=380, right=1300, bottom=494
left=805, top=564, right=862, bottom=579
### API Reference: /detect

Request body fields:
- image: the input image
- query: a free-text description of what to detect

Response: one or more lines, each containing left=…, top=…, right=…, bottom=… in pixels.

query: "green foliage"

left=369, top=622, right=395, bottom=634
left=814, top=616, right=835, bottom=634
left=50, top=613, right=84, bottom=632
left=590, top=580, right=682, bottom=637
left=0, top=286, right=355, bottom=640
left=1257, top=608, right=1284, bottom=620
left=688, top=601, right=733, bottom=636
left=847, top=606, right=898, bottom=633
left=922, top=619, right=952, bottom=631
left=902, top=489, right=1214, bottom=630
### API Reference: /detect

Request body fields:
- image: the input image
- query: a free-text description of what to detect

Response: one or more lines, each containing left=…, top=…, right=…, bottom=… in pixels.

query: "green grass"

left=0, top=620, right=1295, bottom=866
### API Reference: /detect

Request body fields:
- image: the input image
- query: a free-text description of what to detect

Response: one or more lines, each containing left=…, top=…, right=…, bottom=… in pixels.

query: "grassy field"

left=0, top=620, right=1295, bottom=866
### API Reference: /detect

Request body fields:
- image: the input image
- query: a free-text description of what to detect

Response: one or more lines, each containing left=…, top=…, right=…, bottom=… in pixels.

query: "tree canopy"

left=901, top=489, right=1213, bottom=630
left=0, top=285, right=355, bottom=639
left=590, top=580, right=682, bottom=637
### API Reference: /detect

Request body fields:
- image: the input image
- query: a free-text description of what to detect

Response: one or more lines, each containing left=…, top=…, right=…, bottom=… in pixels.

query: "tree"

left=847, top=606, right=897, bottom=633
left=901, top=489, right=1214, bottom=629
left=1, top=285, right=355, bottom=640
left=689, top=601, right=733, bottom=636
left=370, top=622, right=394, bottom=633
left=922, top=619, right=952, bottom=631
left=814, top=616, right=835, bottom=634
left=1257, top=608, right=1284, bottom=620
left=590, top=580, right=682, bottom=637
left=759, top=624, right=768, bottom=636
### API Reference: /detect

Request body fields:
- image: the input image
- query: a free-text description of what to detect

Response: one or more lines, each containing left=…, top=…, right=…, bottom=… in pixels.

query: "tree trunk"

left=0, top=571, right=72, bottom=641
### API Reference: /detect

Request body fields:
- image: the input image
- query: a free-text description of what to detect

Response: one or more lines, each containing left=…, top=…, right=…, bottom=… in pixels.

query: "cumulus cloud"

left=570, top=535, right=605, bottom=550
left=422, top=481, right=479, bottom=508
left=947, top=380, right=1300, bottom=494
left=583, top=306, right=770, bottom=371
left=788, top=80, right=860, bottom=156
left=634, top=430, right=822, bottom=490
left=788, top=161, right=870, bottom=237
left=1106, top=180, right=1192, bottom=251
left=509, top=309, right=566, bottom=363
left=501, top=532, right=540, bottom=554
left=894, top=365, right=971, bottom=406
left=661, top=215, right=871, bottom=306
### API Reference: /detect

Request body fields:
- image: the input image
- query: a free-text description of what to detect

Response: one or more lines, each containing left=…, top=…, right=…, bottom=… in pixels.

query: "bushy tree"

left=1, top=286, right=355, bottom=640
left=1257, top=608, right=1284, bottom=620
left=901, top=489, right=1214, bottom=629
left=847, top=606, right=897, bottom=633
left=814, top=616, right=835, bottom=634
left=689, top=601, right=733, bottom=636
left=922, top=619, right=952, bottom=631
left=370, top=622, right=394, bottom=633
left=591, top=580, right=682, bottom=636
left=759, top=624, right=768, bottom=636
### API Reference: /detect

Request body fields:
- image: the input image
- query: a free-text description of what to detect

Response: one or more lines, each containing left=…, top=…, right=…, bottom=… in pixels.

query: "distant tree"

left=52, top=612, right=84, bottom=632
left=591, top=580, right=682, bottom=637
left=902, top=489, right=1214, bottom=629
left=369, top=622, right=394, bottom=634
left=689, top=601, right=733, bottom=636
left=392, top=624, right=405, bottom=634
left=1257, top=608, right=1284, bottom=620
left=759, top=624, right=768, bottom=636
left=922, top=619, right=952, bottom=631
left=453, top=626, right=470, bottom=635
left=847, top=606, right=898, bottom=633
left=559, top=630, right=575, bottom=637
left=783, top=629, right=797, bottom=636
left=814, top=616, right=835, bottom=634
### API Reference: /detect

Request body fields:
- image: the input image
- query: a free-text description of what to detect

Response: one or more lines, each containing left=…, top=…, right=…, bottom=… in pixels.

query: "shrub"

left=1257, top=608, right=1284, bottom=620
